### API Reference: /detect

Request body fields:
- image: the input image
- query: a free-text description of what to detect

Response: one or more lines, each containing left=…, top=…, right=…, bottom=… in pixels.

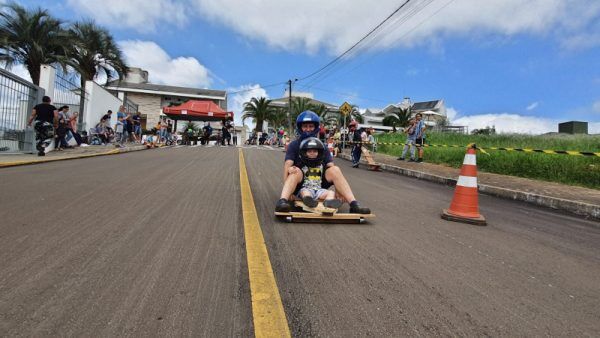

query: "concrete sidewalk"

left=339, top=150, right=600, bottom=221
left=0, top=144, right=148, bottom=168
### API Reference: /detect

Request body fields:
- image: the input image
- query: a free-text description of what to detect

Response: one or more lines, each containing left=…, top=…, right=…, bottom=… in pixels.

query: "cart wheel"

left=285, top=216, right=292, bottom=223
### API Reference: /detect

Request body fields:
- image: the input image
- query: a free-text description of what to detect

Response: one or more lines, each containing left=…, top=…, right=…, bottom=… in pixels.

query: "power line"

left=303, top=0, right=437, bottom=89
left=296, top=84, right=389, bottom=104
left=226, top=81, right=287, bottom=95
left=297, top=0, right=413, bottom=82
left=322, top=0, right=455, bottom=85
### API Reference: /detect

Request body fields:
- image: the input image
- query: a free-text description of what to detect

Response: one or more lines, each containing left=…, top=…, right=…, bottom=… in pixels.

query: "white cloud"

left=119, top=40, right=212, bottom=88
left=190, top=0, right=600, bottom=54
left=3, top=64, right=32, bottom=82
left=452, top=113, right=600, bottom=135
left=448, top=99, right=600, bottom=134
left=227, top=84, right=268, bottom=129
left=452, top=113, right=559, bottom=134
left=526, top=102, right=539, bottom=111
left=67, top=0, right=188, bottom=33
left=560, top=32, right=600, bottom=50
left=68, top=1, right=600, bottom=53
left=445, top=107, right=458, bottom=121
left=593, top=101, right=600, bottom=114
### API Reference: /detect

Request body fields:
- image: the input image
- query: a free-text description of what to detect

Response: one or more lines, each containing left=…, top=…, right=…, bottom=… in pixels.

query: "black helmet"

left=299, top=137, right=325, bottom=167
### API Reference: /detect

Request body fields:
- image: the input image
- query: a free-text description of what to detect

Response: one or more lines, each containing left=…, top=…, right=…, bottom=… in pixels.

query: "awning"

left=162, top=100, right=234, bottom=122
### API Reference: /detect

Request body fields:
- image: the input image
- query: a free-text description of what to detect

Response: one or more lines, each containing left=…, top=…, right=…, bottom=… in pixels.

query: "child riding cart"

left=275, top=111, right=374, bottom=223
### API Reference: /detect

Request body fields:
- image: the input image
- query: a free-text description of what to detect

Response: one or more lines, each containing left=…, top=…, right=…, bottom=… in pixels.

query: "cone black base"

left=441, top=209, right=487, bottom=226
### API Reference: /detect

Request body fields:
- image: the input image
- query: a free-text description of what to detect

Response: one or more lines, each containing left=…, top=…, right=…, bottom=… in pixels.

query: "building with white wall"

left=363, top=97, right=447, bottom=129
left=105, top=68, right=227, bottom=130
left=83, top=81, right=123, bottom=131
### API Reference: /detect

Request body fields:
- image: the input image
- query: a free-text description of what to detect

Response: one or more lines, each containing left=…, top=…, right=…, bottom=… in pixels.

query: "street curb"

left=0, top=145, right=148, bottom=168
left=339, top=153, right=600, bottom=221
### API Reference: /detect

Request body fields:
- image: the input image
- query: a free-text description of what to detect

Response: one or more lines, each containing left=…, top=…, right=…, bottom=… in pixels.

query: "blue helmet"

left=296, top=110, right=320, bottom=139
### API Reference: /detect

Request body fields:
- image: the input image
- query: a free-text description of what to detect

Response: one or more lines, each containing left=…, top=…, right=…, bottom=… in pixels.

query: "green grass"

left=374, top=132, right=600, bottom=189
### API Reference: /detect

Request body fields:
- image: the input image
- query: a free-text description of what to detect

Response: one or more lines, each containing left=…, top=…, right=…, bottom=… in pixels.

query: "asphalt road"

left=1, top=145, right=599, bottom=336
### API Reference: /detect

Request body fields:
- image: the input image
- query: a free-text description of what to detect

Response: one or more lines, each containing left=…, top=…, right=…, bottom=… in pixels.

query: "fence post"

left=38, top=65, right=55, bottom=99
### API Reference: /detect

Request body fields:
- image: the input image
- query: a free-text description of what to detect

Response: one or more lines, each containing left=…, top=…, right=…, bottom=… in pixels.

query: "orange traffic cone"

left=441, top=145, right=487, bottom=226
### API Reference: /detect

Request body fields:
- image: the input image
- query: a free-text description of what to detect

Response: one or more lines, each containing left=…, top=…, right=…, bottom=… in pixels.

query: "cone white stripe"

left=463, top=154, right=476, bottom=166
left=457, top=176, right=478, bottom=188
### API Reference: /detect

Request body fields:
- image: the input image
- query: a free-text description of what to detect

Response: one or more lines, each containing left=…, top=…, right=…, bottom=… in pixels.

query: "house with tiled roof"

left=363, top=97, right=447, bottom=129
left=105, top=68, right=227, bottom=129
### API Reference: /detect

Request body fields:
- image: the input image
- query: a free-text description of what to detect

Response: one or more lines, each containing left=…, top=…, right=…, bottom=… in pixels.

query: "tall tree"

left=382, top=107, right=411, bottom=128
left=290, top=97, right=316, bottom=123
left=337, top=104, right=363, bottom=127
left=0, top=2, right=71, bottom=85
left=267, top=107, right=288, bottom=130
left=313, top=103, right=339, bottom=128
left=67, top=20, right=128, bottom=88
left=242, top=97, right=274, bottom=132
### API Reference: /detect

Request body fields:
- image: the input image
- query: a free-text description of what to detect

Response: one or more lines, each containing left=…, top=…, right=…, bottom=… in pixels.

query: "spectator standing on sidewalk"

left=54, top=112, right=69, bottom=150
left=398, top=113, right=426, bottom=162
left=124, top=112, right=134, bottom=143
left=65, top=107, right=78, bottom=132
left=117, top=106, right=128, bottom=141
left=59, top=105, right=82, bottom=146
left=349, top=121, right=362, bottom=168
left=412, top=113, right=427, bottom=162
left=27, top=96, right=57, bottom=156
left=133, top=112, right=142, bottom=142
left=367, top=127, right=377, bottom=152
left=115, top=115, right=125, bottom=148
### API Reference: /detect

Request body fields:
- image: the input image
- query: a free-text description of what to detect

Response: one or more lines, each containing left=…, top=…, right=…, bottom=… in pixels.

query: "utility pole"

left=287, top=79, right=297, bottom=135
left=287, top=80, right=292, bottom=134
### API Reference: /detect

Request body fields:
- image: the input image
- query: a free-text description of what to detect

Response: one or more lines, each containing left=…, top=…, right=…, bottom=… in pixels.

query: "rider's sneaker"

left=323, top=199, right=342, bottom=209
left=302, top=195, right=318, bottom=208
left=349, top=201, right=371, bottom=214
left=275, top=198, right=292, bottom=212
left=397, top=157, right=405, bottom=161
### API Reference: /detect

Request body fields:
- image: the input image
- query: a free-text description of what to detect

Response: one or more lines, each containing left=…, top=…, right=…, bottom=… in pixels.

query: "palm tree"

left=382, top=107, right=411, bottom=129
left=67, top=20, right=128, bottom=88
left=267, top=107, right=288, bottom=130
left=242, top=97, right=274, bottom=132
left=313, top=103, right=327, bottom=119
left=290, top=97, right=316, bottom=123
left=313, top=103, right=340, bottom=128
left=337, top=104, right=363, bottom=127
left=0, top=2, right=71, bottom=85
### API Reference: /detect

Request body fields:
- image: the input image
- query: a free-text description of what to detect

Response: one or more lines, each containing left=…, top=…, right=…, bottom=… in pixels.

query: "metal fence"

left=52, top=67, right=88, bottom=132
left=0, top=68, right=41, bottom=153
left=124, top=96, right=138, bottom=115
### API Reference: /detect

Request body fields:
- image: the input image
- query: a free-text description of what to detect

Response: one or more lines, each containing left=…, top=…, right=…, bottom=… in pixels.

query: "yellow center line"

left=238, top=149, right=291, bottom=338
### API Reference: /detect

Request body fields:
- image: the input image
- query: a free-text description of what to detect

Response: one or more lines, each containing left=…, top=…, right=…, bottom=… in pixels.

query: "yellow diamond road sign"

left=339, top=102, right=352, bottom=116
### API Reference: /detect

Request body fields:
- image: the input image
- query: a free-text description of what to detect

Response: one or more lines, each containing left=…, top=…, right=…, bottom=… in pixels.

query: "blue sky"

left=8, top=0, right=600, bottom=133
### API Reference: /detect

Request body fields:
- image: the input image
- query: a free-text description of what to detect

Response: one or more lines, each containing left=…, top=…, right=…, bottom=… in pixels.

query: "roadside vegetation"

left=375, top=132, right=600, bottom=189
left=0, top=3, right=128, bottom=85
